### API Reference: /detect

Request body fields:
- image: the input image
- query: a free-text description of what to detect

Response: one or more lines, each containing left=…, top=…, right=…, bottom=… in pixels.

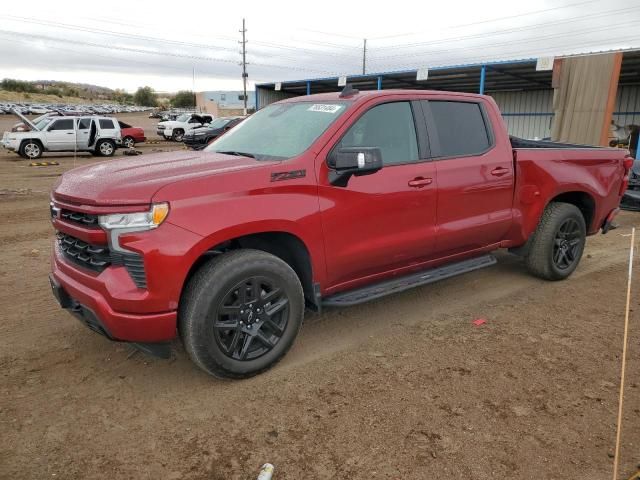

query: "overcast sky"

left=0, top=0, right=638, bottom=93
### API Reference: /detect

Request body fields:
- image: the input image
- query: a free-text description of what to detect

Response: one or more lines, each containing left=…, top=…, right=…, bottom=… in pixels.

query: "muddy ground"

left=1, top=113, right=639, bottom=479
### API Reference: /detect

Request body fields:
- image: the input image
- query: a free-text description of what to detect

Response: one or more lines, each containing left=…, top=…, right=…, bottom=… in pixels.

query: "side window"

left=49, top=119, right=74, bottom=131
left=78, top=118, right=91, bottom=129
left=337, top=102, right=419, bottom=165
left=426, top=101, right=491, bottom=157
left=99, top=119, right=115, bottom=129
left=189, top=117, right=200, bottom=124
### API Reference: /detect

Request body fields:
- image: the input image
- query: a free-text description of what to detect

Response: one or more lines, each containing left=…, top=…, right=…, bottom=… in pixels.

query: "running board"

left=322, top=254, right=497, bottom=307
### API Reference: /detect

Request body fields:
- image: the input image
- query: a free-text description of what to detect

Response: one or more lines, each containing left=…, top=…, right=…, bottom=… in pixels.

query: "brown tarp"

left=551, top=52, right=622, bottom=145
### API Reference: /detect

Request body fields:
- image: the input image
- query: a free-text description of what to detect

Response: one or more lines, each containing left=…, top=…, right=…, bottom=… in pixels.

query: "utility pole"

left=240, top=18, right=248, bottom=115
left=192, top=66, right=196, bottom=112
left=362, top=38, right=367, bottom=75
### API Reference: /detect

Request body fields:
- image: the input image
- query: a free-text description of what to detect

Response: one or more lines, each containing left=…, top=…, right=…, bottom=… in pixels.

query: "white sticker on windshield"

left=307, top=104, right=343, bottom=114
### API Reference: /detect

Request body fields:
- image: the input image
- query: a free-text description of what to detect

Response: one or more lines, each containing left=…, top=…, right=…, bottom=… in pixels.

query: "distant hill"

left=0, top=79, right=131, bottom=103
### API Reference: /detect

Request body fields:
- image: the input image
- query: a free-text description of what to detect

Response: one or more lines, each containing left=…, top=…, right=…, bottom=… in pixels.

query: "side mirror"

left=328, top=147, right=383, bottom=186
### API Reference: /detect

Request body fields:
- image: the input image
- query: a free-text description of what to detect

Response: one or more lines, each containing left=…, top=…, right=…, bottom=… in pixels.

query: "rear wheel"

left=96, top=139, right=115, bottom=157
left=19, top=140, right=42, bottom=160
left=525, top=202, right=586, bottom=280
left=179, top=249, right=304, bottom=378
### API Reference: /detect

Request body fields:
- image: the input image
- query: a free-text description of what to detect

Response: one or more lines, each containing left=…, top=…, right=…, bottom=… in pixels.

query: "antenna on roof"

left=339, top=84, right=359, bottom=98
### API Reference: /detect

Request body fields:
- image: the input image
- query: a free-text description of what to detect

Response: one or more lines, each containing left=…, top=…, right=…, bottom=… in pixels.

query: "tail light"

left=619, top=155, right=635, bottom=195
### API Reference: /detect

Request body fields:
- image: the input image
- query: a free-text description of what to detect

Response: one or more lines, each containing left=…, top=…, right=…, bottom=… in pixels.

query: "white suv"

left=156, top=113, right=213, bottom=141
left=1, top=112, right=122, bottom=159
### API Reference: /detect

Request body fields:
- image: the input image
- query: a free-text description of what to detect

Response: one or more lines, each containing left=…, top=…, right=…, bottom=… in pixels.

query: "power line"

left=0, top=15, right=362, bottom=62
left=0, top=29, right=340, bottom=75
left=373, top=35, right=640, bottom=73
left=370, top=19, right=640, bottom=63
left=369, top=0, right=602, bottom=40
left=370, top=5, right=640, bottom=53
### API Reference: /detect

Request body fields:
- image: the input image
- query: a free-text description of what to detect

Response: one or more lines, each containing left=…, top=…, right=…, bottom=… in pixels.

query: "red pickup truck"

left=49, top=88, right=631, bottom=378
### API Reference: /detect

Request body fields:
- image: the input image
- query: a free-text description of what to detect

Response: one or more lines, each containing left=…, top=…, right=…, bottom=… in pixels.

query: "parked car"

left=118, top=121, right=146, bottom=148
left=2, top=112, right=121, bottom=159
left=156, top=113, right=213, bottom=141
left=183, top=116, right=245, bottom=150
left=49, top=88, right=629, bottom=378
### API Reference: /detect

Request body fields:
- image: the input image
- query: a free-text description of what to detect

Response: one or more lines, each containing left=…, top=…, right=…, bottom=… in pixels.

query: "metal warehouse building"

left=255, top=50, right=640, bottom=141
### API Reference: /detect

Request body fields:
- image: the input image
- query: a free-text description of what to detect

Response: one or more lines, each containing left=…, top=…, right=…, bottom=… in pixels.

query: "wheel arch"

left=547, top=190, right=595, bottom=230
left=181, top=230, right=317, bottom=310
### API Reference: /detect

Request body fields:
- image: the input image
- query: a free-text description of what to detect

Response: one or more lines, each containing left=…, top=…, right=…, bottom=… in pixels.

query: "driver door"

left=318, top=100, right=438, bottom=289
left=45, top=118, right=76, bottom=151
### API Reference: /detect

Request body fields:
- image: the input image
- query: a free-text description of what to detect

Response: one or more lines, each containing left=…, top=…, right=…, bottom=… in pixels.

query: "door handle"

left=491, top=167, right=510, bottom=176
left=408, top=177, right=433, bottom=188
left=66, top=132, right=75, bottom=135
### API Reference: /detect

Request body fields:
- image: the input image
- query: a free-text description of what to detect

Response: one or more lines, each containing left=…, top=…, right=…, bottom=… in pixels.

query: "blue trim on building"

left=255, top=58, right=537, bottom=89
left=479, top=65, right=486, bottom=95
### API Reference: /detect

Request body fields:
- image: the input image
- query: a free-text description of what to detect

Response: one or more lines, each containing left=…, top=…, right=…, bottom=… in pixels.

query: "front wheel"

left=172, top=129, right=184, bottom=142
left=179, top=249, right=304, bottom=378
left=19, top=140, right=42, bottom=159
left=123, top=136, right=135, bottom=148
left=525, top=202, right=586, bottom=280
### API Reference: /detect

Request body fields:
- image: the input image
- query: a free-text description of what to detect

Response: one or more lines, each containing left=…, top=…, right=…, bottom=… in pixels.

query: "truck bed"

left=510, top=136, right=602, bottom=150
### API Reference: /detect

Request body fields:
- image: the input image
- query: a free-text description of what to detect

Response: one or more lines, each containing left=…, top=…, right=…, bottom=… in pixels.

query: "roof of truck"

left=277, top=89, right=485, bottom=105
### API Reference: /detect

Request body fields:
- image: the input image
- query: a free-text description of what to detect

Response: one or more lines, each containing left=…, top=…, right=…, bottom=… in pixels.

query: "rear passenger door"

left=45, top=118, right=76, bottom=151
left=422, top=100, right=514, bottom=257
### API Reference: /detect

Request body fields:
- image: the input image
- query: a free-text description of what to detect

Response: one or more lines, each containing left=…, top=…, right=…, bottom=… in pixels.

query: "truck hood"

left=53, top=150, right=277, bottom=206
left=158, top=121, right=182, bottom=128
left=11, top=109, right=38, bottom=131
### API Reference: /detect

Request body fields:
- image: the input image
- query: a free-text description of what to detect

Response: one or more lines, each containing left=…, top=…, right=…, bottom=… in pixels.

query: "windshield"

left=206, top=102, right=349, bottom=160
left=209, top=118, right=232, bottom=129
left=176, top=114, right=190, bottom=122
left=35, top=117, right=54, bottom=130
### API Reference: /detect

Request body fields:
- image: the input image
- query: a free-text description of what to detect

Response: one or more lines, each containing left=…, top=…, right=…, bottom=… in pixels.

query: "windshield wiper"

left=216, top=150, right=256, bottom=159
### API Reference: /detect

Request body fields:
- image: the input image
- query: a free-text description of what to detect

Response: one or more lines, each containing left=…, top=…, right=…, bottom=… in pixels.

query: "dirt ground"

left=1, top=113, right=639, bottom=479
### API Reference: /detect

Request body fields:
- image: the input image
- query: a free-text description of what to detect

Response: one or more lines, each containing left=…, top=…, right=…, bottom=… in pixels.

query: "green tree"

left=133, top=86, right=157, bottom=107
left=171, top=90, right=196, bottom=108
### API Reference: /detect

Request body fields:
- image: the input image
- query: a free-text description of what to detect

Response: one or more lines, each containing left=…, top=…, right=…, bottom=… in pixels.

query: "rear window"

left=427, top=101, right=491, bottom=157
left=99, top=119, right=115, bottom=129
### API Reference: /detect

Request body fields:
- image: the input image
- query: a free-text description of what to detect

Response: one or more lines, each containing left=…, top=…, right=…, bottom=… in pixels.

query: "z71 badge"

left=271, top=170, right=306, bottom=182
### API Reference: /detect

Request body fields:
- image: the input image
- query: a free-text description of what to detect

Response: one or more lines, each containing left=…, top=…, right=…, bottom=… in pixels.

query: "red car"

left=49, top=88, right=629, bottom=378
left=118, top=121, right=146, bottom=148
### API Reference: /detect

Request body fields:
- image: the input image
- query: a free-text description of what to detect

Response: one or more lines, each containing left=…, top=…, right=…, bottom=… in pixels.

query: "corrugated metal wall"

left=489, top=90, right=554, bottom=139
left=256, top=88, right=297, bottom=109
left=613, top=85, right=640, bottom=126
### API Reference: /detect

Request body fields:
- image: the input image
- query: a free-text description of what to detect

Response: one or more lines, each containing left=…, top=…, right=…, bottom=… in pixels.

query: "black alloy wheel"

left=552, top=218, right=583, bottom=270
left=214, top=276, right=289, bottom=361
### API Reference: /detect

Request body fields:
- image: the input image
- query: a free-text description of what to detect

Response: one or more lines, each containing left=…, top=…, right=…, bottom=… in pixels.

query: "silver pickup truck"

left=1, top=111, right=122, bottom=159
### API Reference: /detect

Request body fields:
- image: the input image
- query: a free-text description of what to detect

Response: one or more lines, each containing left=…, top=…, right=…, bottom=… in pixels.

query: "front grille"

left=57, top=232, right=147, bottom=289
left=60, top=209, right=100, bottom=228
left=57, top=232, right=110, bottom=272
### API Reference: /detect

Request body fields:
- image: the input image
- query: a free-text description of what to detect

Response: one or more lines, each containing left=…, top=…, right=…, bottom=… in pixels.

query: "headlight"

left=194, top=131, right=206, bottom=136
left=99, top=203, right=169, bottom=253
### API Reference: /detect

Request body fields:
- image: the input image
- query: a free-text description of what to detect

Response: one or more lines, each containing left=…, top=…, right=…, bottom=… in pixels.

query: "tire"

left=179, top=249, right=304, bottom=378
left=95, top=139, right=115, bottom=157
left=19, top=140, right=42, bottom=160
left=123, top=136, right=135, bottom=148
left=172, top=129, right=184, bottom=142
left=525, top=202, right=586, bottom=281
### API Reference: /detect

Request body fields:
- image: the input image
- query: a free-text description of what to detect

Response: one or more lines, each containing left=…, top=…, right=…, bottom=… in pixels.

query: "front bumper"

left=157, top=129, right=171, bottom=138
left=183, top=136, right=208, bottom=149
left=51, top=250, right=177, bottom=342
